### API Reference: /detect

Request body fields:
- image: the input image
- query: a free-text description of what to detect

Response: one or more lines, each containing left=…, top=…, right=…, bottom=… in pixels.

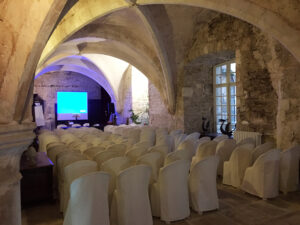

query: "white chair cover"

left=150, top=160, right=190, bottom=222
left=155, top=135, right=171, bottom=149
left=74, top=142, right=92, bottom=153
left=47, top=145, right=69, bottom=164
left=177, top=138, right=197, bottom=156
left=251, top=142, right=274, bottom=164
left=61, top=134, right=77, bottom=144
left=198, top=137, right=211, bottom=142
left=185, top=132, right=200, bottom=141
left=241, top=149, right=280, bottom=199
left=191, top=143, right=217, bottom=170
left=148, top=145, right=169, bottom=156
left=63, top=160, right=98, bottom=214
left=215, top=139, right=236, bottom=176
left=100, top=156, right=132, bottom=202
left=136, top=152, right=164, bottom=183
left=57, top=153, right=87, bottom=212
left=195, top=141, right=218, bottom=161
left=164, top=148, right=193, bottom=165
left=213, top=135, right=228, bottom=142
left=280, top=145, right=300, bottom=194
left=140, top=127, right=156, bottom=145
left=126, top=129, right=141, bottom=145
left=94, top=151, right=124, bottom=168
left=63, top=172, right=110, bottom=225
left=46, top=142, right=65, bottom=151
left=106, top=143, right=126, bottom=153
left=174, top=133, right=187, bottom=150
left=189, top=156, right=219, bottom=214
left=223, top=144, right=255, bottom=187
left=39, top=133, right=60, bottom=152
left=125, top=147, right=148, bottom=161
left=111, top=165, right=152, bottom=225
left=132, top=141, right=153, bottom=150
left=83, top=146, right=106, bottom=160
left=71, top=124, right=81, bottom=128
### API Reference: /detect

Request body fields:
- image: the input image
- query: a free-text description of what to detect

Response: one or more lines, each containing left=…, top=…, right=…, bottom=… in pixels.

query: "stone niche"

left=33, top=71, right=102, bottom=129
left=183, top=51, right=235, bottom=134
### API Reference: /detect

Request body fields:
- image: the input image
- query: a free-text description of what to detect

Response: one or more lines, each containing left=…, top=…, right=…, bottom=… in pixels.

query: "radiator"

left=233, top=130, right=262, bottom=146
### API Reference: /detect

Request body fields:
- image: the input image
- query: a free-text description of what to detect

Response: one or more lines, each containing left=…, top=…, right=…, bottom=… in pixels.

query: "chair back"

left=63, top=160, right=98, bottom=214
left=280, top=145, right=300, bottom=193
left=100, top=156, right=132, bottom=196
left=252, top=142, right=274, bottom=163
left=94, top=150, right=123, bottom=168
left=63, top=172, right=110, bottom=225
left=164, top=148, right=193, bottom=165
left=136, top=152, right=164, bottom=183
left=159, top=160, right=190, bottom=222
left=116, top=165, right=152, bottom=225
left=84, top=146, right=106, bottom=160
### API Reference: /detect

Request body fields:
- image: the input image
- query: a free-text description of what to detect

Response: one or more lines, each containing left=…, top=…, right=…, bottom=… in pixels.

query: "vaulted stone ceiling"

left=37, top=4, right=220, bottom=115
left=36, top=0, right=300, bottom=118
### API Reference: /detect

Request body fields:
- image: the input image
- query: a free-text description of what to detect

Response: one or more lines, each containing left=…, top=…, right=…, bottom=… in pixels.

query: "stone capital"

left=0, top=122, right=36, bottom=225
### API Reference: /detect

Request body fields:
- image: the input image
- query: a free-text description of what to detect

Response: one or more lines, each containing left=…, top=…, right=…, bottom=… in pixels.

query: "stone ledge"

left=0, top=123, right=36, bottom=151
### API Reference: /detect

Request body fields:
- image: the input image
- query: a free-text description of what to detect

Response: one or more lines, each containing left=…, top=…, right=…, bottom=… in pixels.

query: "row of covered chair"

left=38, top=125, right=300, bottom=225
left=39, top=126, right=221, bottom=224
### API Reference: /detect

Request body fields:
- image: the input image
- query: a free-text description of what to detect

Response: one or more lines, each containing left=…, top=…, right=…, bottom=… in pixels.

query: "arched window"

left=214, top=60, right=236, bottom=133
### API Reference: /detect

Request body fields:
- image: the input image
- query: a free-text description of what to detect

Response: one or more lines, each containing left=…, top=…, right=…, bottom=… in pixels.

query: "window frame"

left=213, top=59, right=236, bottom=133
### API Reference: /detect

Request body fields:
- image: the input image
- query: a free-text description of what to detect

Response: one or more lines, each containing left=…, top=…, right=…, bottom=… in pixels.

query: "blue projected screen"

left=57, top=92, right=88, bottom=120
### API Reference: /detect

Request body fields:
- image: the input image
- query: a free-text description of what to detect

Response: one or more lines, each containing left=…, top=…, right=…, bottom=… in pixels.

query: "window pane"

left=221, top=87, right=227, bottom=96
left=216, top=97, right=221, bottom=105
left=222, top=74, right=227, bottom=83
left=216, top=75, right=221, bottom=84
left=216, top=87, right=221, bottom=96
left=216, top=74, right=226, bottom=84
left=231, top=106, right=236, bottom=115
left=230, top=86, right=236, bottom=95
left=230, top=63, right=236, bottom=72
left=216, top=66, right=221, bottom=74
left=222, top=96, right=227, bottom=104
left=222, top=105, right=227, bottom=114
left=221, top=114, right=227, bottom=120
left=216, top=106, right=221, bottom=114
left=231, top=96, right=236, bottom=105
left=230, top=73, right=236, bottom=83
left=221, top=65, right=227, bottom=73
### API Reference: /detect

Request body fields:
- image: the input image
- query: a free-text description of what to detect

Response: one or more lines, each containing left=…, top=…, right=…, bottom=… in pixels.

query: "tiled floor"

left=22, top=183, right=300, bottom=225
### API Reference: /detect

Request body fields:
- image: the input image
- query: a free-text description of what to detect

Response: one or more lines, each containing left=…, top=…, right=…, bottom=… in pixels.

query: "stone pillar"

left=0, top=123, right=35, bottom=225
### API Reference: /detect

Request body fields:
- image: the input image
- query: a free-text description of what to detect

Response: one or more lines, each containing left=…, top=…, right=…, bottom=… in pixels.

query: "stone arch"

left=35, top=57, right=118, bottom=107
left=37, top=0, right=300, bottom=120
left=38, top=39, right=167, bottom=112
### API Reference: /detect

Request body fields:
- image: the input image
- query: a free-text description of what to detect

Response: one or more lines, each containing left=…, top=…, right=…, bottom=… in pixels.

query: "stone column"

left=0, top=123, right=35, bottom=225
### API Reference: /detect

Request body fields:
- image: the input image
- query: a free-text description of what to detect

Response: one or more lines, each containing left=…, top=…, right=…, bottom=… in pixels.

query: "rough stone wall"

left=265, top=38, right=300, bottom=149
left=118, top=66, right=132, bottom=124
left=183, top=14, right=278, bottom=141
left=183, top=51, right=235, bottom=134
left=149, top=82, right=177, bottom=130
left=34, top=71, right=101, bottom=129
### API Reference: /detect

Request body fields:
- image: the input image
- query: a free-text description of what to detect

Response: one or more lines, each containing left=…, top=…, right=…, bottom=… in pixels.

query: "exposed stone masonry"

left=34, top=71, right=101, bottom=129
left=182, top=15, right=279, bottom=143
